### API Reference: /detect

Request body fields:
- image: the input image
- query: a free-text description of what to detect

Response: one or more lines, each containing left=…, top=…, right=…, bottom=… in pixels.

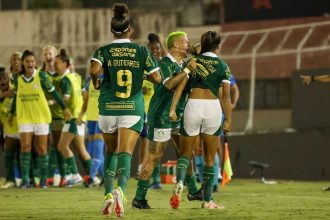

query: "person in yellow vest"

left=40, top=45, right=67, bottom=186
left=9, top=50, right=71, bottom=188
left=55, top=49, right=91, bottom=186
left=0, top=70, right=20, bottom=188
left=77, top=74, right=104, bottom=187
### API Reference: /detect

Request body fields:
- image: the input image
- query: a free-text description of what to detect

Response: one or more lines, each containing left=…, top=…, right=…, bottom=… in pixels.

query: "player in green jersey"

left=89, top=3, right=161, bottom=217
left=132, top=31, right=200, bottom=209
left=169, top=31, right=232, bottom=209
left=55, top=49, right=91, bottom=186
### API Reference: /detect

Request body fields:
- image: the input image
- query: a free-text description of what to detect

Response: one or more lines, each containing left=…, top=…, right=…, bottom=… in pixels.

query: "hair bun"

left=148, top=33, right=160, bottom=43
left=60, top=48, right=68, bottom=57
left=113, top=3, right=128, bottom=18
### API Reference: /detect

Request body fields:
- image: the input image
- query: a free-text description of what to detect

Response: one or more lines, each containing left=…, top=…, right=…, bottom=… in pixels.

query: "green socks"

left=151, top=162, right=161, bottom=183
left=203, top=166, right=215, bottom=202
left=65, top=156, right=79, bottom=175
left=56, top=151, right=67, bottom=177
left=37, top=154, right=49, bottom=185
left=185, top=173, right=199, bottom=194
left=135, top=179, right=150, bottom=200
left=48, top=146, right=58, bottom=178
left=4, top=150, right=15, bottom=182
left=20, top=152, right=31, bottom=184
left=176, top=155, right=190, bottom=183
left=117, top=152, right=131, bottom=194
left=104, top=152, right=118, bottom=196
left=83, top=159, right=91, bottom=174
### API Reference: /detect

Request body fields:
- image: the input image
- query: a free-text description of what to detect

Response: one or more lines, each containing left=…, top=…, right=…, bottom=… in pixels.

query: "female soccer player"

left=78, top=74, right=104, bottom=187
left=89, top=3, right=161, bottom=217
left=0, top=70, right=20, bottom=188
left=55, top=49, right=91, bottom=186
left=10, top=50, right=71, bottom=188
left=169, top=31, right=232, bottom=209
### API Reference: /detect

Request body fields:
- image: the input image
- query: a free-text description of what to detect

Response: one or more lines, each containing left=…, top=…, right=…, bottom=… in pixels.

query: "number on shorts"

left=116, top=70, right=132, bottom=98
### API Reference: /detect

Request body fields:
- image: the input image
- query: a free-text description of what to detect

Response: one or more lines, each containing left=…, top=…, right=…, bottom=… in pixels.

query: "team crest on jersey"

left=157, top=130, right=165, bottom=137
left=33, top=83, right=39, bottom=89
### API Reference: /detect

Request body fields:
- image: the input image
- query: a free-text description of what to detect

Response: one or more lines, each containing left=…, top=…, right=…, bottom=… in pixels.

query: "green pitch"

left=0, top=179, right=329, bottom=219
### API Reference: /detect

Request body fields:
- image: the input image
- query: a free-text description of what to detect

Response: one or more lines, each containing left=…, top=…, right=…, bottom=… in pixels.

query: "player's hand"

left=187, top=58, right=197, bottom=72
left=63, top=108, right=72, bottom=121
left=169, top=110, right=177, bottom=122
left=93, top=79, right=101, bottom=90
left=223, top=120, right=231, bottom=132
left=300, top=75, right=312, bottom=85
left=76, top=113, right=83, bottom=125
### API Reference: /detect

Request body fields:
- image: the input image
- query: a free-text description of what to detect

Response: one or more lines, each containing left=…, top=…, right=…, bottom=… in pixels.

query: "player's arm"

left=169, top=76, right=188, bottom=122
left=90, top=61, right=103, bottom=89
left=220, top=81, right=232, bottom=132
left=300, top=74, right=330, bottom=84
left=41, top=72, right=72, bottom=121
left=230, top=83, right=239, bottom=110
left=164, top=59, right=196, bottom=90
left=146, top=70, right=161, bottom=84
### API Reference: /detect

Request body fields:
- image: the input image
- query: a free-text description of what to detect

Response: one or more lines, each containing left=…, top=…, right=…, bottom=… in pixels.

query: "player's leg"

left=133, top=138, right=168, bottom=209
left=1, top=137, right=18, bottom=188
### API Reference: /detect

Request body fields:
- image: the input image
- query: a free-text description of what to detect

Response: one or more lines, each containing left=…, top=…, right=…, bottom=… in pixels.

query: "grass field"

left=0, top=179, right=330, bottom=219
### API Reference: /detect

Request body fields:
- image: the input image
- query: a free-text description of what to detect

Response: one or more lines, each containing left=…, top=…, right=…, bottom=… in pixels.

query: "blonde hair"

left=42, top=45, right=57, bottom=55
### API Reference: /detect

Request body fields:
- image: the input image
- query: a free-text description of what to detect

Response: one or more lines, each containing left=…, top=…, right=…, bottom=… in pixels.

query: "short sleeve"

left=159, top=61, right=172, bottom=85
left=144, top=48, right=159, bottom=75
left=61, top=77, right=71, bottom=97
left=91, top=47, right=105, bottom=67
left=40, top=71, right=55, bottom=92
left=230, top=74, right=236, bottom=86
left=222, top=64, right=232, bottom=84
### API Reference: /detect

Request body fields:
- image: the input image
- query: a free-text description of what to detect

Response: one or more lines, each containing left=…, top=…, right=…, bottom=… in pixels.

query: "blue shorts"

left=87, top=121, right=102, bottom=135
left=140, top=113, right=148, bottom=138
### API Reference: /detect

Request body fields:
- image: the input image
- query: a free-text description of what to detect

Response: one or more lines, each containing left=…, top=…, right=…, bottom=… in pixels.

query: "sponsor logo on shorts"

left=105, top=101, right=135, bottom=110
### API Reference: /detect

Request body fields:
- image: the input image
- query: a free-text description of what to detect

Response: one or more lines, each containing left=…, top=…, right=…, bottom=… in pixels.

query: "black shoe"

left=213, top=185, right=219, bottom=193
left=132, top=198, right=151, bottom=209
left=187, top=188, right=203, bottom=201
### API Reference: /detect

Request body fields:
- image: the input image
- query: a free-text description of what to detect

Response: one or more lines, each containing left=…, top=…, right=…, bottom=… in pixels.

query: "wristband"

left=183, top=68, right=191, bottom=75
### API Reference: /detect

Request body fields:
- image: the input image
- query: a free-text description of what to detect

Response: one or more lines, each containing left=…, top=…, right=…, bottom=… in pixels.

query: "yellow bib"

left=86, top=81, right=100, bottom=121
left=0, top=97, right=18, bottom=135
left=16, top=71, right=51, bottom=124
left=64, top=73, right=84, bottom=119
left=143, top=80, right=154, bottom=113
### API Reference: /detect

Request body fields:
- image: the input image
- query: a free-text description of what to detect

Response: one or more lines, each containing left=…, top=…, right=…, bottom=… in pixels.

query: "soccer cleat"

left=0, top=181, right=15, bottom=189
left=201, top=200, right=225, bottom=209
left=170, top=181, right=184, bottom=209
left=20, top=182, right=30, bottom=189
left=149, top=182, right=162, bottom=189
left=113, top=187, right=125, bottom=217
left=322, top=186, right=330, bottom=191
left=132, top=198, right=151, bottom=209
left=102, top=193, right=114, bottom=215
left=68, top=174, right=83, bottom=185
left=47, top=178, right=54, bottom=186
left=187, top=188, right=203, bottom=201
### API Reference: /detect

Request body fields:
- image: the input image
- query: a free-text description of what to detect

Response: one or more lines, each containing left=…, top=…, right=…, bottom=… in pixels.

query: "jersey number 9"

left=116, top=70, right=132, bottom=98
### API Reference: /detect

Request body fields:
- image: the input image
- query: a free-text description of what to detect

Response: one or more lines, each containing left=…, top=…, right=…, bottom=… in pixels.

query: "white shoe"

left=93, top=176, right=101, bottom=186
left=0, top=181, right=15, bottom=189
left=170, top=180, right=184, bottom=209
left=69, top=174, right=82, bottom=185
left=113, top=187, right=125, bottom=217
left=101, top=193, right=114, bottom=215
left=201, top=200, right=225, bottom=209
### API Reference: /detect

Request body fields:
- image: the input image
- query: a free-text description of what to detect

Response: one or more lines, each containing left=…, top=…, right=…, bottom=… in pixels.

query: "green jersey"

left=190, top=52, right=231, bottom=98
left=45, top=71, right=63, bottom=119
left=147, top=54, right=187, bottom=128
left=92, top=39, right=159, bottom=116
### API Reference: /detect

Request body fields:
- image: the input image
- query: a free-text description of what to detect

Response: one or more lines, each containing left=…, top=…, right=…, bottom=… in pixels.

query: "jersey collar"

left=61, top=69, right=70, bottom=78
left=112, top=39, right=131, bottom=44
left=166, top=53, right=183, bottom=67
left=201, top=52, right=218, bottom=58
left=22, top=69, right=37, bottom=82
